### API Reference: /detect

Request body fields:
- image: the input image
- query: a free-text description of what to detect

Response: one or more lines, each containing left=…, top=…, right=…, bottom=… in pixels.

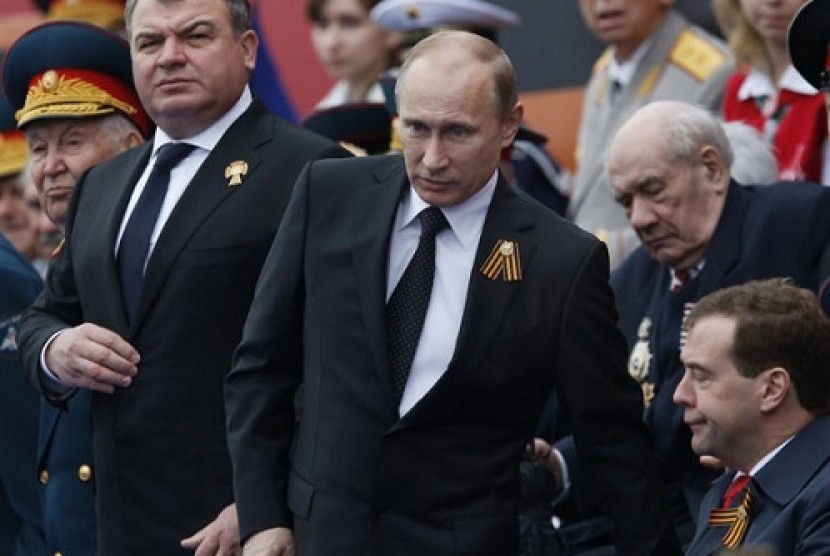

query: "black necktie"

left=386, top=206, right=449, bottom=400
left=118, top=142, right=195, bottom=321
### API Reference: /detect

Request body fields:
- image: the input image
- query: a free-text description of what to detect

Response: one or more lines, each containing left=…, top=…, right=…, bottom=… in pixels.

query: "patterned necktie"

left=709, top=474, right=752, bottom=549
left=118, top=142, right=195, bottom=322
left=386, top=206, right=449, bottom=400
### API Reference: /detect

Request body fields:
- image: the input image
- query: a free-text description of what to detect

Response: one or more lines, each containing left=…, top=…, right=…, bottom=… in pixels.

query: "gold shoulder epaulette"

left=669, top=29, right=727, bottom=82
left=592, top=48, right=614, bottom=75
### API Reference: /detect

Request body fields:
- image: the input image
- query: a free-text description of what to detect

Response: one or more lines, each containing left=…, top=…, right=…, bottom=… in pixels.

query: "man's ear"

left=759, top=367, right=790, bottom=413
left=501, top=102, right=523, bottom=149
left=700, top=145, right=728, bottom=192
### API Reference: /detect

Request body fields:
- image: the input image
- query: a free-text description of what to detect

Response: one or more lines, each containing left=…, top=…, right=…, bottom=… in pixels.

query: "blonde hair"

left=712, top=0, right=767, bottom=69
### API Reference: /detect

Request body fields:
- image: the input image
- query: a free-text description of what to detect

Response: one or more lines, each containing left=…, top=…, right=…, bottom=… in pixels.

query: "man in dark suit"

left=677, top=279, right=830, bottom=555
left=3, top=21, right=151, bottom=556
left=225, top=30, right=679, bottom=556
left=15, top=0, right=347, bottom=554
left=601, top=100, right=830, bottom=545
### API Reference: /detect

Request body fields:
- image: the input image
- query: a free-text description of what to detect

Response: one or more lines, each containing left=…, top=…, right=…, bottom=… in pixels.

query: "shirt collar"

left=608, top=36, right=655, bottom=88
left=398, top=170, right=498, bottom=251
left=737, top=65, right=818, bottom=101
left=151, top=86, right=253, bottom=155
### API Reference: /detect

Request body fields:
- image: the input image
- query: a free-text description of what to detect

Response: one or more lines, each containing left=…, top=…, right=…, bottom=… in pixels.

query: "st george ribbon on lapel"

left=386, top=206, right=449, bottom=401
left=118, top=142, right=196, bottom=322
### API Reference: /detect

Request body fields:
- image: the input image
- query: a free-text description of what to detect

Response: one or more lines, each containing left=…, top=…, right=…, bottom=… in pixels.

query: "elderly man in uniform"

left=569, top=0, right=732, bottom=269
left=3, top=21, right=150, bottom=556
left=15, top=0, right=348, bottom=554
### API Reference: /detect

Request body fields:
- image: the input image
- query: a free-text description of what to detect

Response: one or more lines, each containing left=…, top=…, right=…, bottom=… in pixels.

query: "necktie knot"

left=418, top=206, right=448, bottom=238
left=670, top=267, right=692, bottom=293
left=154, top=142, right=195, bottom=171
left=721, top=474, right=751, bottom=508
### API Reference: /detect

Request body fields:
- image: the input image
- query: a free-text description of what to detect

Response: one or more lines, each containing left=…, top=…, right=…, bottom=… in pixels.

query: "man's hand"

left=45, top=323, right=139, bottom=393
left=181, top=503, right=241, bottom=556
left=242, top=527, right=294, bottom=556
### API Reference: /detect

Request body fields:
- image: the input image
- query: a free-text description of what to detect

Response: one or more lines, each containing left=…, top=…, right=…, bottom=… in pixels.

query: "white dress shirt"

left=387, top=171, right=497, bottom=415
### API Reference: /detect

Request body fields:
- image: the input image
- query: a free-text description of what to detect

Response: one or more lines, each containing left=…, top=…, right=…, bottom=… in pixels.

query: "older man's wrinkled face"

left=26, top=118, right=130, bottom=227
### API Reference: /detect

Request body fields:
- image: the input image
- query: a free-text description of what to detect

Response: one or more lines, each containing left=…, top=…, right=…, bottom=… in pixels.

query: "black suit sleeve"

left=556, top=242, right=680, bottom=556
left=225, top=161, right=312, bottom=542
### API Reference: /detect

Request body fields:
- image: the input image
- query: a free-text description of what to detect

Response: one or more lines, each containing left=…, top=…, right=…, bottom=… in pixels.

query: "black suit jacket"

left=18, top=100, right=348, bottom=555
left=225, top=154, right=680, bottom=556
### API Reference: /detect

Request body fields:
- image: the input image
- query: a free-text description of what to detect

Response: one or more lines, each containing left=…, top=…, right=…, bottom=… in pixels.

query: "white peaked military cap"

left=370, top=0, right=520, bottom=31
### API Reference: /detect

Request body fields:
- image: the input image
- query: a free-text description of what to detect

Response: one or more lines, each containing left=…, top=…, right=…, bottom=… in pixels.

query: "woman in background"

left=714, top=0, right=827, bottom=183
left=307, top=0, right=399, bottom=109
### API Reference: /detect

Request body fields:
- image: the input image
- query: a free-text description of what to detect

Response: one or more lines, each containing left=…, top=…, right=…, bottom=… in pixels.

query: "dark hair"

left=306, top=0, right=381, bottom=23
left=686, top=278, right=830, bottom=413
left=125, top=0, right=251, bottom=37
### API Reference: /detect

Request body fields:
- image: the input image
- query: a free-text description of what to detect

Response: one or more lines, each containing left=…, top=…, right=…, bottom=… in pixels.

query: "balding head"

left=607, top=101, right=731, bottom=270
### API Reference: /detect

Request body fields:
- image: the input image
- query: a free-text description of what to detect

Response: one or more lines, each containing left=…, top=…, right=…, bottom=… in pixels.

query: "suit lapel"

left=696, top=182, right=746, bottom=295
left=451, top=178, right=536, bottom=373
left=351, top=156, right=407, bottom=409
left=131, top=103, right=268, bottom=330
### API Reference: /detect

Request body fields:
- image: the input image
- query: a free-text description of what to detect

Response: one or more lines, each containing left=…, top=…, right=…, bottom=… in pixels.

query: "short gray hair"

left=125, top=0, right=251, bottom=37
left=661, top=103, right=734, bottom=170
left=722, top=121, right=778, bottom=186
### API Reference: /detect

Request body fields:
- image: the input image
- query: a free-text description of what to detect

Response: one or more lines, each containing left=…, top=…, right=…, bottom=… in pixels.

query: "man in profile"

left=677, top=278, right=830, bottom=555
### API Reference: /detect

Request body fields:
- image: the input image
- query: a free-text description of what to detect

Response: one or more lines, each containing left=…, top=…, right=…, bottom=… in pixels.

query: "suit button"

left=39, top=469, right=49, bottom=485
left=55, top=552, right=63, bottom=556
left=78, top=464, right=92, bottom=482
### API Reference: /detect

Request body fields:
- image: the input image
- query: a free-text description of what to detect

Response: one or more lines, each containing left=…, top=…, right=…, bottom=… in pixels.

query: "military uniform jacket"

left=226, top=155, right=681, bottom=556
left=610, top=180, right=830, bottom=533
left=0, top=234, right=45, bottom=556
left=686, top=415, right=830, bottom=556
left=569, top=9, right=732, bottom=268
left=17, top=100, right=347, bottom=555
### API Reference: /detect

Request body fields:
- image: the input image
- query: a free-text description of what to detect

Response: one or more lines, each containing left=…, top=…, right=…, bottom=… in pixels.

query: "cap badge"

left=225, top=160, right=248, bottom=187
left=480, top=239, right=522, bottom=281
left=41, top=70, right=59, bottom=92
left=404, top=4, right=420, bottom=21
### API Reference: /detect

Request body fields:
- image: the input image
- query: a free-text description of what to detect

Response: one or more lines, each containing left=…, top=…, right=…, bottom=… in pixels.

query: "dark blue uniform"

left=0, top=233, right=45, bottom=556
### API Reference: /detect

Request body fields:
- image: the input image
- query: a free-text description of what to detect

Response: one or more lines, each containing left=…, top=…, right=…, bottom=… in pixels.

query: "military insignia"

left=50, top=237, right=65, bottom=259
left=225, top=160, right=248, bottom=187
left=641, top=381, right=656, bottom=407
left=679, top=302, right=696, bottom=351
left=405, top=4, right=420, bottom=21
left=480, top=239, right=522, bottom=281
left=669, top=29, right=728, bottom=82
left=41, top=70, right=59, bottom=92
left=628, top=317, right=652, bottom=382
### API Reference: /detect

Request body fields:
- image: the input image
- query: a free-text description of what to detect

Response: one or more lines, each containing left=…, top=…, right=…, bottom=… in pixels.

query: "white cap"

left=370, top=0, right=520, bottom=31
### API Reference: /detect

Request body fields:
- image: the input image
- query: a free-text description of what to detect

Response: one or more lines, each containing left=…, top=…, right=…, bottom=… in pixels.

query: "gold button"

left=39, top=469, right=49, bottom=485
left=78, top=464, right=92, bottom=482
left=55, top=552, right=63, bottom=556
